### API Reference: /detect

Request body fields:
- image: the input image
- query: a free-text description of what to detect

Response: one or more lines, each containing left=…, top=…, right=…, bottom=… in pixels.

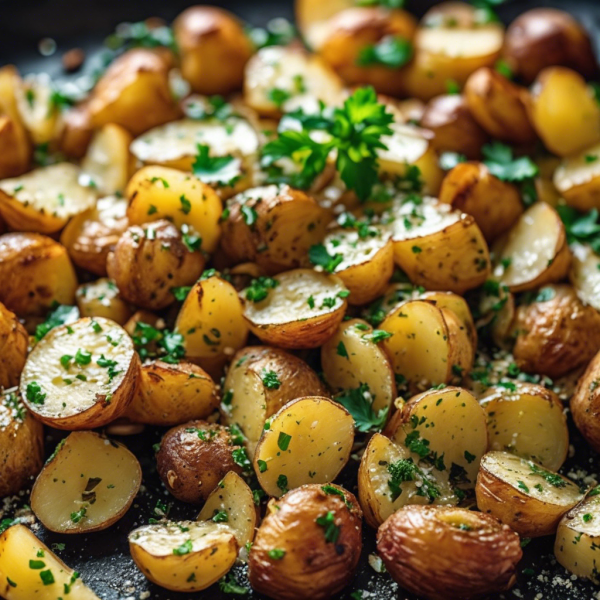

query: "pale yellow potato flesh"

left=554, top=141, right=600, bottom=211
left=76, top=278, right=132, bottom=325
left=570, top=243, right=600, bottom=311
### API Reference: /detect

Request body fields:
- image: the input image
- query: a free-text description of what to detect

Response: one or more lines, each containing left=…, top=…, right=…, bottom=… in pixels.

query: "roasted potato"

left=0, top=302, right=28, bottom=388
left=174, top=6, right=253, bottom=95
left=20, top=316, right=140, bottom=429
left=253, top=396, right=354, bottom=497
left=156, top=421, right=243, bottom=504
left=30, top=431, right=141, bottom=533
left=58, top=104, right=94, bottom=158
left=481, top=383, right=568, bottom=471
left=570, top=243, right=600, bottom=310
left=476, top=451, right=584, bottom=537
left=0, top=115, right=30, bottom=179
left=377, top=505, right=522, bottom=600
left=570, top=350, right=600, bottom=453
left=0, top=233, right=77, bottom=316
left=242, top=269, right=348, bottom=350
left=126, top=360, right=218, bottom=426
left=0, top=524, right=100, bottom=599
left=510, top=284, right=600, bottom=377
left=503, top=8, right=599, bottom=83
left=0, top=388, right=43, bottom=497
left=553, top=142, right=600, bottom=211
left=248, top=484, right=362, bottom=600
left=439, top=162, right=523, bottom=242
left=76, top=278, right=132, bottom=325
left=221, top=346, right=328, bottom=454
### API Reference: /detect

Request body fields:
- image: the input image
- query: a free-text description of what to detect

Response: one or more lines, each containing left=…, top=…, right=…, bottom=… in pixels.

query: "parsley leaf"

left=35, top=304, right=79, bottom=341
left=192, top=144, right=240, bottom=187
left=309, top=244, right=343, bottom=273
left=387, top=457, right=441, bottom=502
left=245, top=276, right=279, bottom=302
left=315, top=511, right=340, bottom=543
left=357, top=36, right=413, bottom=68
left=335, top=383, right=388, bottom=433
left=558, top=206, right=600, bottom=254
left=482, top=142, right=538, bottom=182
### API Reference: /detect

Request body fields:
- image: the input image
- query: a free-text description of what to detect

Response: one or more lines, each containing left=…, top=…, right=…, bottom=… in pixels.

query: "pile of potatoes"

left=2, top=1, right=600, bottom=599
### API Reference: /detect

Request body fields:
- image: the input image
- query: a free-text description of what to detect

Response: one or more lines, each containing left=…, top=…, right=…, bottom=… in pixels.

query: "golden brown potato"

left=296, top=0, right=355, bottom=49
left=553, top=142, right=600, bottom=211
left=86, top=48, right=182, bottom=136
left=503, top=8, right=598, bottom=84
left=527, top=67, right=600, bottom=157
left=439, top=162, right=523, bottom=242
left=156, top=421, right=243, bottom=504
left=0, top=115, right=30, bottom=178
left=464, top=67, right=536, bottom=145
left=570, top=350, right=600, bottom=453
left=221, top=185, right=330, bottom=275
left=126, top=360, right=219, bottom=426
left=377, top=505, right=522, bottom=600
left=107, top=220, right=205, bottom=310
left=510, top=284, right=600, bottom=378
left=0, top=302, right=28, bottom=389
left=248, top=484, right=362, bottom=600
left=318, top=7, right=417, bottom=96
left=174, top=6, right=253, bottom=95
left=420, top=94, right=488, bottom=159
left=0, top=233, right=77, bottom=317
left=76, top=278, right=132, bottom=325
left=58, top=104, right=94, bottom=158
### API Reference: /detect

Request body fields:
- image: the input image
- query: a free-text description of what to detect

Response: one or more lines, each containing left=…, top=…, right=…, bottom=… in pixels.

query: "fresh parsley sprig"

left=558, top=206, right=600, bottom=254
left=335, top=383, right=389, bottom=433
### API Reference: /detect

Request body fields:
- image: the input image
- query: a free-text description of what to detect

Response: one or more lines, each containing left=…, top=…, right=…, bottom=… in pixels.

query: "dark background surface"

left=1, top=0, right=600, bottom=598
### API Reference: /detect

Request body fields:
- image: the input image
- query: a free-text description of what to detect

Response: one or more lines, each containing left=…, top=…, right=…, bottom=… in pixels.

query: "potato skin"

left=0, top=115, right=30, bottom=178
left=248, top=484, right=362, bottom=600
left=570, top=351, right=600, bottom=453
left=156, top=421, right=243, bottom=504
left=0, top=302, right=28, bottom=389
left=377, top=505, right=522, bottom=600
left=511, top=284, right=600, bottom=378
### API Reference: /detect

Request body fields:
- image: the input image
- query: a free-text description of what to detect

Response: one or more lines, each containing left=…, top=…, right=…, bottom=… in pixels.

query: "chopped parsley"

left=262, top=370, right=281, bottom=390
left=315, top=511, right=340, bottom=543
left=172, top=539, right=193, bottom=555
left=357, top=36, right=413, bottom=68
left=308, top=244, right=343, bottom=273
left=276, top=474, right=288, bottom=494
left=34, top=304, right=79, bottom=341
left=26, top=382, right=46, bottom=405
left=245, top=276, right=279, bottom=302
left=267, top=548, right=286, bottom=560
left=335, top=383, right=388, bottom=433
left=277, top=432, right=292, bottom=451
left=192, top=144, right=239, bottom=187
left=482, top=142, right=538, bottom=182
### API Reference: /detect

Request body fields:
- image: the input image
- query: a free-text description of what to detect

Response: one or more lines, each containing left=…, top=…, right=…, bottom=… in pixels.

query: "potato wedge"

left=0, top=524, right=100, bottom=599
left=439, top=162, right=523, bottom=243
left=253, top=396, right=354, bottom=497
left=0, top=233, right=77, bottom=316
left=377, top=505, right=522, bottom=600
left=0, top=115, right=30, bottom=179
left=76, top=278, right=132, bottom=325
left=0, top=302, right=28, bottom=388
left=30, top=431, right=141, bottom=533
left=221, top=185, right=330, bottom=275
left=129, top=520, right=238, bottom=592
left=242, top=269, right=348, bottom=350
left=0, top=388, right=43, bottom=497
left=493, top=202, right=570, bottom=292
left=221, top=346, right=328, bottom=454
left=0, top=163, right=96, bottom=234
left=554, top=142, right=600, bottom=211
left=197, top=471, right=257, bottom=547
left=126, top=165, right=222, bottom=253
left=126, top=360, right=218, bottom=426
left=571, top=350, right=600, bottom=453
left=476, top=451, right=584, bottom=537
left=20, top=316, right=140, bottom=429
left=481, top=383, right=568, bottom=471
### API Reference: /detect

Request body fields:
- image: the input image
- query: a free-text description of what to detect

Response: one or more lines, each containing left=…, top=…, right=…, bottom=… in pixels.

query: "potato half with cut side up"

left=0, top=163, right=96, bottom=234
left=377, top=505, right=522, bottom=600
left=493, top=202, right=570, bottom=292
left=553, top=142, right=600, bottom=211
left=248, top=484, right=362, bottom=600
left=481, top=383, right=568, bottom=471
left=555, top=491, right=600, bottom=583
left=570, top=243, right=600, bottom=311
left=76, top=278, right=132, bottom=325
left=0, top=524, right=100, bottom=600
left=0, top=233, right=77, bottom=317
left=570, top=350, right=600, bottom=453
left=197, top=471, right=257, bottom=547
left=243, top=269, right=348, bottom=350
left=30, top=431, right=141, bottom=533
left=0, top=302, right=28, bottom=389
left=20, top=316, right=140, bottom=429
left=221, top=346, right=327, bottom=454
left=253, top=396, right=354, bottom=497
left=129, top=520, right=238, bottom=592
left=126, top=360, right=218, bottom=426
left=476, top=451, right=585, bottom=537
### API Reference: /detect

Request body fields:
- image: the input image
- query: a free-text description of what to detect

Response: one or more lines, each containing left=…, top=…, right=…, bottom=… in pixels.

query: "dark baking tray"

left=1, top=0, right=600, bottom=598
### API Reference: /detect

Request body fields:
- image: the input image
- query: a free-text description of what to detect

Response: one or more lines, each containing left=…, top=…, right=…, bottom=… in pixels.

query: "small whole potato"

left=503, top=8, right=598, bottom=84
left=248, top=484, right=362, bottom=600
left=377, top=505, right=522, bottom=600
left=174, top=6, right=253, bottom=95
left=156, top=421, right=244, bottom=504
left=570, top=350, right=600, bottom=453
left=0, top=301, right=28, bottom=389
left=107, top=220, right=205, bottom=310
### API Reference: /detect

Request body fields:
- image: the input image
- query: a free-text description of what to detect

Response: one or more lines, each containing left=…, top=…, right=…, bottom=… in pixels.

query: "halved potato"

left=253, top=396, right=354, bottom=497
left=476, top=451, right=584, bottom=537
left=126, top=360, right=218, bottom=426
left=60, top=194, right=129, bottom=276
left=571, top=350, right=600, bottom=453
left=0, top=163, right=96, bottom=234
left=0, top=302, right=28, bottom=388
left=570, top=243, right=600, bottom=311
left=377, top=505, right=522, bottom=600
left=0, top=524, right=100, bottom=599
left=481, top=383, right=568, bottom=471
left=30, top=431, right=141, bottom=533
left=76, top=278, right=132, bottom=325
left=126, top=165, right=222, bottom=253
left=20, top=316, right=140, bottom=429
left=554, top=142, right=600, bottom=211
left=493, top=202, right=570, bottom=292
left=0, top=233, right=77, bottom=316
left=129, top=520, right=237, bottom=592
left=197, top=471, right=257, bottom=547
left=243, top=269, right=348, bottom=350
left=0, top=115, right=30, bottom=179
left=14, top=73, right=60, bottom=145
left=221, top=346, right=328, bottom=454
